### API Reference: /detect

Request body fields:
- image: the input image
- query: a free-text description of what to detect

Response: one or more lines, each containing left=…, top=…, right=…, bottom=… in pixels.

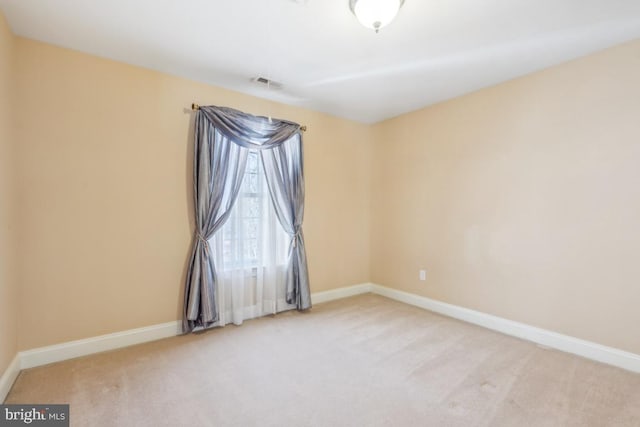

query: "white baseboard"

left=311, top=283, right=372, bottom=304
left=14, top=284, right=372, bottom=372
left=0, top=354, right=20, bottom=402
left=3, top=282, right=638, bottom=401
left=370, top=284, right=640, bottom=374
left=19, top=321, right=182, bottom=370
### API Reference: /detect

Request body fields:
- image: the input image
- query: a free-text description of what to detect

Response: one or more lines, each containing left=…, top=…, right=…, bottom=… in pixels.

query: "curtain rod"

left=191, top=103, right=307, bottom=132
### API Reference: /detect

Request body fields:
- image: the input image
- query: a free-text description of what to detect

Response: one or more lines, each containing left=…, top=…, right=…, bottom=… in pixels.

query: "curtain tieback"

left=292, top=230, right=300, bottom=248
left=196, top=232, right=208, bottom=243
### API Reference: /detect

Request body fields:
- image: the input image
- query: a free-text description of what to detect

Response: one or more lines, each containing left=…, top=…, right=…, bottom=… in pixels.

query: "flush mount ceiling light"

left=349, top=0, right=405, bottom=33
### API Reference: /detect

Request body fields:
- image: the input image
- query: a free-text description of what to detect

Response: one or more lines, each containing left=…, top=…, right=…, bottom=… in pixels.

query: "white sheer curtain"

left=209, top=150, right=293, bottom=326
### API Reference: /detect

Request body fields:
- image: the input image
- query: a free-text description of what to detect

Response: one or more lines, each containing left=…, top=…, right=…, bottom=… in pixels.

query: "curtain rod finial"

left=191, top=103, right=200, bottom=110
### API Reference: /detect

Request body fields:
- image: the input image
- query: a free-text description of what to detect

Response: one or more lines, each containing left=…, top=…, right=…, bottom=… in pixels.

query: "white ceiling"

left=1, top=0, right=639, bottom=123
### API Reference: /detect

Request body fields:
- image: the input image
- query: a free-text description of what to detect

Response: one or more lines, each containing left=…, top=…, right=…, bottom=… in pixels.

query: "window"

left=215, top=150, right=287, bottom=272
left=184, top=106, right=311, bottom=331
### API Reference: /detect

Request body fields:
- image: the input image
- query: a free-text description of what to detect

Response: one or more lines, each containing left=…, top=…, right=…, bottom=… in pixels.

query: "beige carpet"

left=5, top=294, right=640, bottom=426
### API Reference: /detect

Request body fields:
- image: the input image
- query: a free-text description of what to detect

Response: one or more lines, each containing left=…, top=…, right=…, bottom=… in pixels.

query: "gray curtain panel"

left=183, top=106, right=311, bottom=333
left=261, top=136, right=311, bottom=309
left=183, top=114, right=249, bottom=332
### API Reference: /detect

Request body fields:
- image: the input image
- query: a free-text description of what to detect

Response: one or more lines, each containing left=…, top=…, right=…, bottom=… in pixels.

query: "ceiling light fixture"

left=349, top=0, right=405, bottom=33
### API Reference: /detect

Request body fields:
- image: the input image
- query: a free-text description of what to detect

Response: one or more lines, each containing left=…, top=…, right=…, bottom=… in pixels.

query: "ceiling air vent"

left=252, top=76, right=283, bottom=90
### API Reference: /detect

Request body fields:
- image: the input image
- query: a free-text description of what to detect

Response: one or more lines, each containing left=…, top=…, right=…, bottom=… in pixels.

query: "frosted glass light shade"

left=350, top=0, right=404, bottom=32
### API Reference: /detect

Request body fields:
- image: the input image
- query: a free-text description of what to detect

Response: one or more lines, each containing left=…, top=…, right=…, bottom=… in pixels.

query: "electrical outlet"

left=419, top=270, right=426, bottom=281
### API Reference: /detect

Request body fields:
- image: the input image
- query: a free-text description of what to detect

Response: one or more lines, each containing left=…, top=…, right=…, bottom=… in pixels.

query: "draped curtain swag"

left=183, top=106, right=311, bottom=333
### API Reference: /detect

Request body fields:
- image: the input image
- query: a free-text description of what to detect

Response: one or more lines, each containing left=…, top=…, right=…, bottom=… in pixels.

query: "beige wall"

left=14, top=38, right=371, bottom=350
left=3, top=9, right=639, bottom=362
left=0, top=13, right=18, bottom=375
left=371, top=40, right=640, bottom=355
